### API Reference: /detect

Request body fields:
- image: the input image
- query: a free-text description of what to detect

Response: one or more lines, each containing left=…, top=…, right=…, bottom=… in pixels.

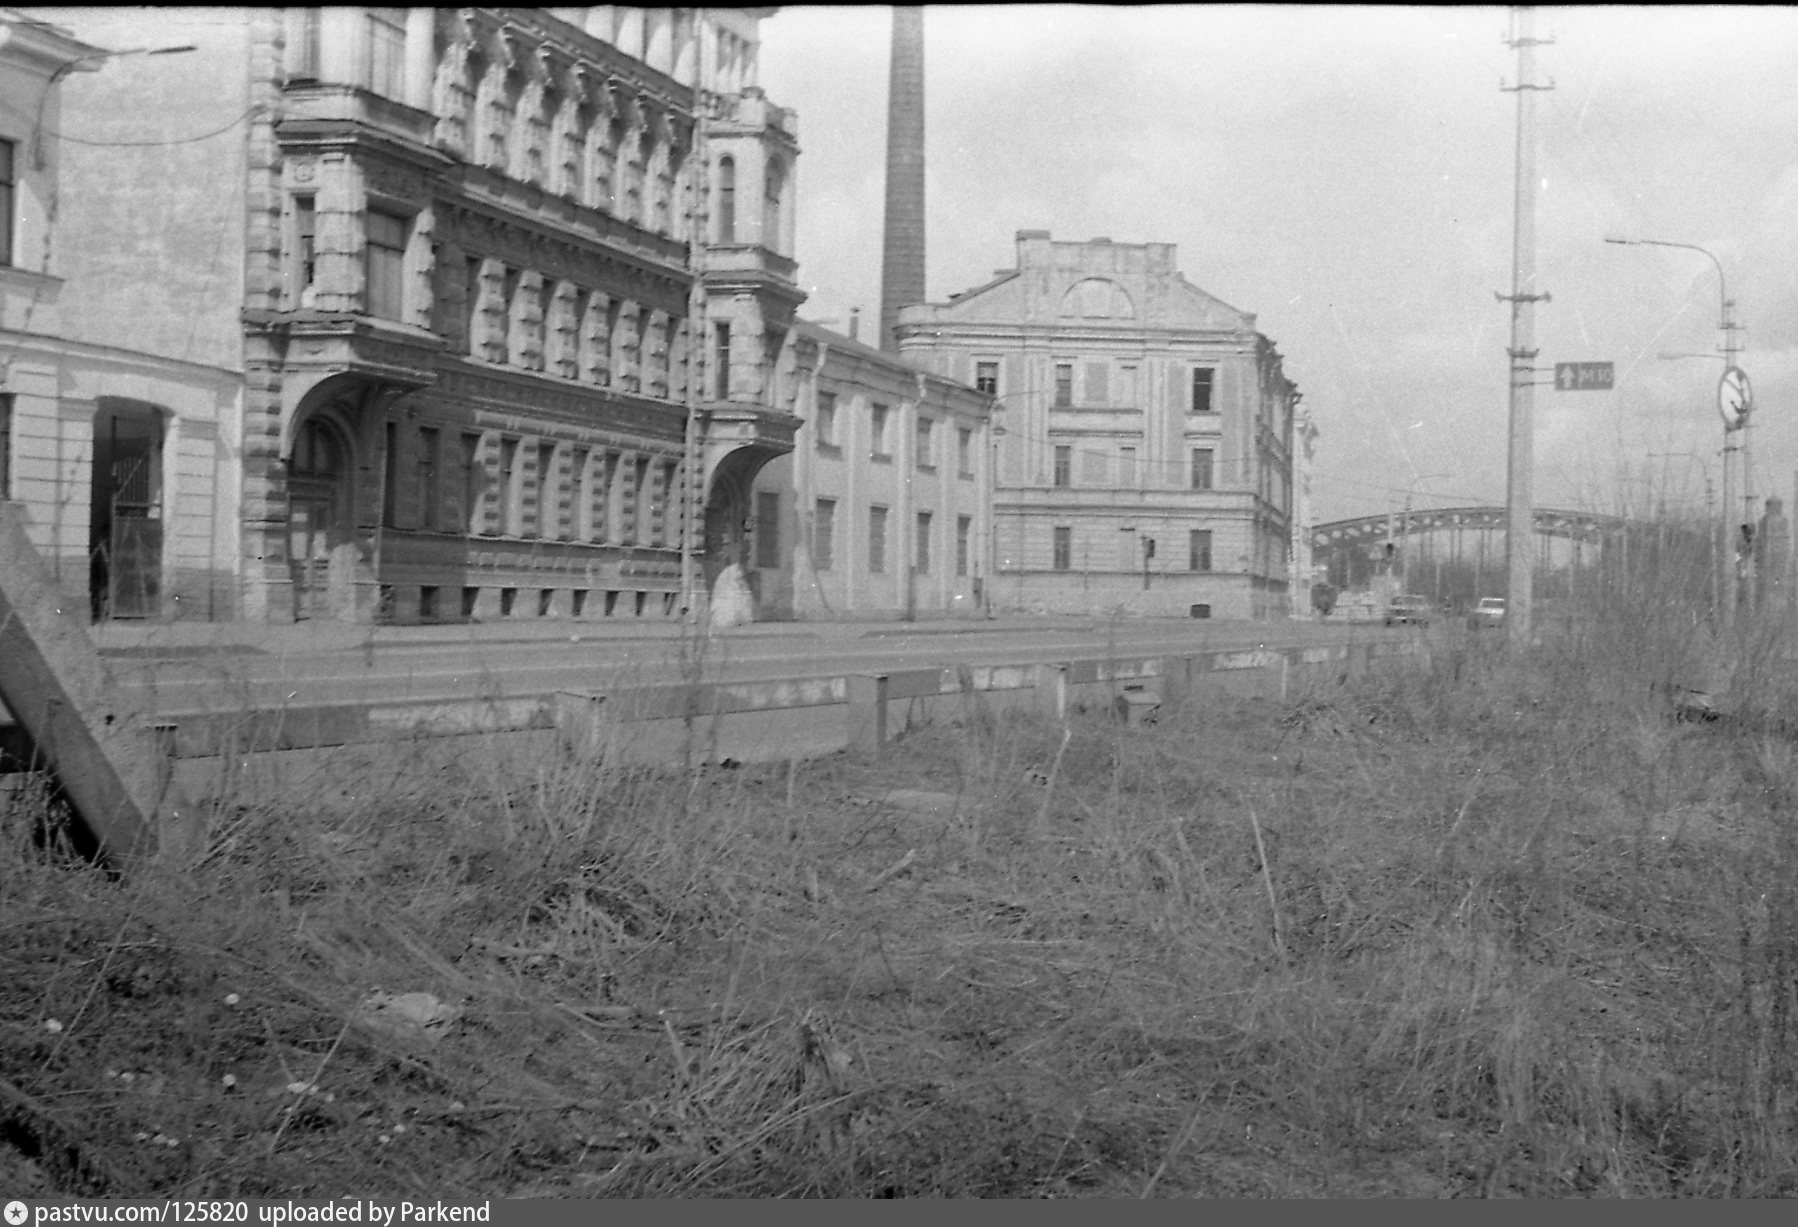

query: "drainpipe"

left=679, top=14, right=711, bottom=621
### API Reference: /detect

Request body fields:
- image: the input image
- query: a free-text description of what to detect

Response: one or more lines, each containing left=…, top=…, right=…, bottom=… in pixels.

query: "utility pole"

left=1606, top=237, right=1743, bottom=626
left=679, top=11, right=714, bottom=622
left=1499, top=7, right=1552, bottom=647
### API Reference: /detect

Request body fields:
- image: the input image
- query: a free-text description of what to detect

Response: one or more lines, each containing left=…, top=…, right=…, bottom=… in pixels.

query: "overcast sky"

left=760, top=5, right=1798, bottom=526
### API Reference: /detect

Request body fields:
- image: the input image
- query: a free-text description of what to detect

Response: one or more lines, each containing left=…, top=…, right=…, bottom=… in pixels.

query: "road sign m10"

left=1554, top=361, right=1614, bottom=391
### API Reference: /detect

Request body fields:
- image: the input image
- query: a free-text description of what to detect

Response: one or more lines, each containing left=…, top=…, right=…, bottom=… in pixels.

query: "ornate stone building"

left=897, top=231, right=1300, bottom=620
left=31, top=6, right=801, bottom=622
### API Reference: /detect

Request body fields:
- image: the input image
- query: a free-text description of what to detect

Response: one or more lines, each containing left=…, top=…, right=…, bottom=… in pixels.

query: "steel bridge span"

left=1310, top=506, right=1630, bottom=592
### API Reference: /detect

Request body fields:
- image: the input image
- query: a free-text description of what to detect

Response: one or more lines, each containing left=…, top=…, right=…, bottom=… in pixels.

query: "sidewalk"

left=87, top=611, right=1112, bottom=656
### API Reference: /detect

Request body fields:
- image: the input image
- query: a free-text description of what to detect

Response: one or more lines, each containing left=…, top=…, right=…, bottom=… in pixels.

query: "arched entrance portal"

left=286, top=414, right=353, bottom=620
left=89, top=399, right=165, bottom=621
left=702, top=446, right=783, bottom=614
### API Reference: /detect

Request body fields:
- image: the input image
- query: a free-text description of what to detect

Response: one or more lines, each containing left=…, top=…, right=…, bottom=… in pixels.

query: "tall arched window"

left=763, top=157, right=785, bottom=252
left=716, top=156, right=735, bottom=243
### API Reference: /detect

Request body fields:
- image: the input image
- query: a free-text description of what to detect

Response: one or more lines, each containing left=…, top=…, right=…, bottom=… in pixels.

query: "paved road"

left=77, top=615, right=1401, bottom=720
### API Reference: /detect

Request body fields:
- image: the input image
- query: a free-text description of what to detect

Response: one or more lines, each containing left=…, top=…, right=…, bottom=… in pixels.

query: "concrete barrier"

left=9, top=637, right=1432, bottom=789
left=0, top=502, right=200, bottom=868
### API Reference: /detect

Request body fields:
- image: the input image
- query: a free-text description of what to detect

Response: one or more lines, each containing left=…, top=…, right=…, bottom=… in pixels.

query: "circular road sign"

left=1719, top=365, right=1753, bottom=431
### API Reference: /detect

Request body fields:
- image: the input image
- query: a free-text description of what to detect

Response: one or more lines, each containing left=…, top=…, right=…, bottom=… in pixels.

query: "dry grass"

left=5, top=582, right=1798, bottom=1196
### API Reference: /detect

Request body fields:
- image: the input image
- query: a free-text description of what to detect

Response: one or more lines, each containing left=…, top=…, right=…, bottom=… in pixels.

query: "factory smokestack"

left=878, top=6, right=925, bottom=353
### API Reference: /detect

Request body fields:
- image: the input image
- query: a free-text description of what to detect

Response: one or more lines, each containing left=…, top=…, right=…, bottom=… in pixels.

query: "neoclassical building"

left=28, top=6, right=802, bottom=623
left=897, top=231, right=1301, bottom=619
left=0, top=11, right=241, bottom=620
left=748, top=320, right=994, bottom=620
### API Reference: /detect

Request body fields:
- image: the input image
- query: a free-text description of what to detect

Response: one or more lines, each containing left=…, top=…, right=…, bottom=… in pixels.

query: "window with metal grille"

left=1053, top=445, right=1071, bottom=488
left=1053, top=526, right=1072, bottom=571
left=1054, top=363, right=1073, bottom=408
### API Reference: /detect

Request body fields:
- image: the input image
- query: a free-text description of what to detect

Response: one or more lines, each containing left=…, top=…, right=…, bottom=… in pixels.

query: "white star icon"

left=5, top=1200, right=29, bottom=1226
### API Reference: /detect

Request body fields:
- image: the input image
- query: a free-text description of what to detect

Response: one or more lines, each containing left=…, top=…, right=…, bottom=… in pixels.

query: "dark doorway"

left=89, top=401, right=164, bottom=621
left=287, top=415, right=351, bottom=620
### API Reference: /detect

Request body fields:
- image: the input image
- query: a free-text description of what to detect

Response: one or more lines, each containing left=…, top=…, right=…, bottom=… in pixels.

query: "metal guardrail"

left=11, top=639, right=1429, bottom=772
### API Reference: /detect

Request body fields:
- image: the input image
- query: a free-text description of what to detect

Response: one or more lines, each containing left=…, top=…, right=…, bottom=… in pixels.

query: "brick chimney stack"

left=878, top=6, right=925, bottom=352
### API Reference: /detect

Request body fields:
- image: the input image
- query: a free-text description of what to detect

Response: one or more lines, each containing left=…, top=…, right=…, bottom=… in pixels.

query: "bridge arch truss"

left=1310, top=506, right=1629, bottom=592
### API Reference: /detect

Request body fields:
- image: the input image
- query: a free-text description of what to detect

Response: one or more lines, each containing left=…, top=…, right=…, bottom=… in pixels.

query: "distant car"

left=1469, top=597, right=1506, bottom=629
left=1385, top=594, right=1433, bottom=626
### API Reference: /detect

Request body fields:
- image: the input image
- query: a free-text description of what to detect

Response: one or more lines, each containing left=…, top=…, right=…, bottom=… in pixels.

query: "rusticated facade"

left=33, top=6, right=801, bottom=623
left=898, top=231, right=1300, bottom=620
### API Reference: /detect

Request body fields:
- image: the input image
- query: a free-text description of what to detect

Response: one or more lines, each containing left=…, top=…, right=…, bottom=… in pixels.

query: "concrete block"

left=1036, top=662, right=1069, bottom=720
left=0, top=502, right=200, bottom=869
left=847, top=674, right=888, bottom=752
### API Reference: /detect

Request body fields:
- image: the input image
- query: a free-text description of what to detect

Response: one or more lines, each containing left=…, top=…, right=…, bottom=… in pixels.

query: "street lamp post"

left=31, top=43, right=198, bottom=169
left=1648, top=449, right=1718, bottom=616
left=1605, top=236, right=1747, bottom=627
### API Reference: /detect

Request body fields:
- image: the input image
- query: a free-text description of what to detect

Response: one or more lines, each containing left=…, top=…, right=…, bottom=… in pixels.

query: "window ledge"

left=871, top=453, right=893, bottom=465
left=916, top=462, right=937, bottom=474
left=816, top=442, right=842, bottom=457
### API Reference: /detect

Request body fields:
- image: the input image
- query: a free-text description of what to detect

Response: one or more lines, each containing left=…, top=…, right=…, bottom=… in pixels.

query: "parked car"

left=1469, top=597, right=1506, bottom=629
left=1385, top=594, right=1433, bottom=626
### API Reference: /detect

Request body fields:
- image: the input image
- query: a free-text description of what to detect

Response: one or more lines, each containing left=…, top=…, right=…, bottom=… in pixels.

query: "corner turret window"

left=365, top=209, right=409, bottom=321
left=364, top=8, right=405, bottom=97
left=717, top=156, right=736, bottom=243
left=763, top=158, right=786, bottom=252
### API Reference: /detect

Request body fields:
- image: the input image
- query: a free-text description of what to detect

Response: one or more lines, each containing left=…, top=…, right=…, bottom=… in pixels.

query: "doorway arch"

left=702, top=444, right=785, bottom=613
left=89, top=399, right=166, bottom=621
left=286, top=413, right=353, bottom=620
